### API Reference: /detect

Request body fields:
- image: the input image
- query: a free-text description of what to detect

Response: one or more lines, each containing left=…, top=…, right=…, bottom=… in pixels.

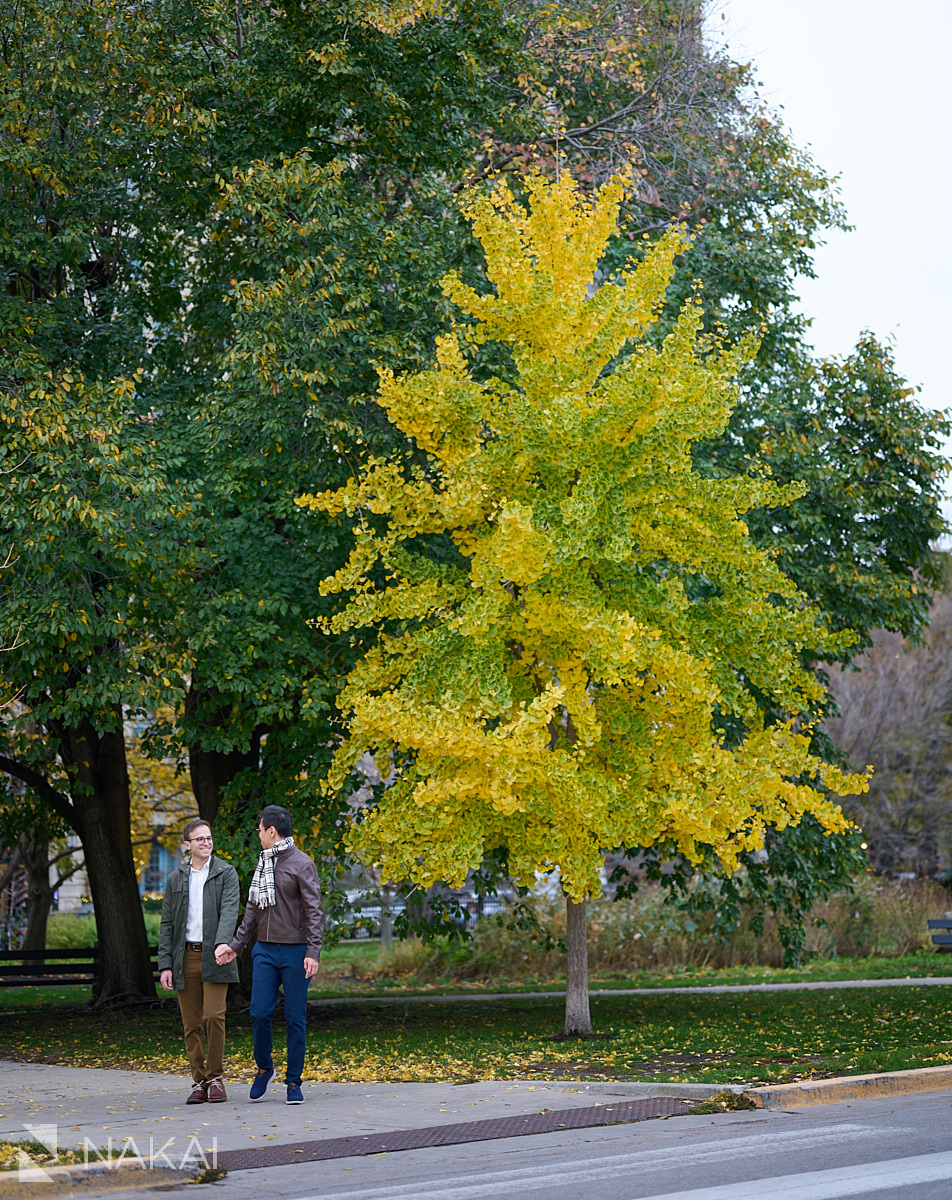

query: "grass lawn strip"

left=2, top=984, right=950, bottom=1087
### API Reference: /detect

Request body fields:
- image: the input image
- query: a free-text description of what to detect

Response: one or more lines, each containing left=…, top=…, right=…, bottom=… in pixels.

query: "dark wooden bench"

left=0, top=946, right=100, bottom=986
left=927, top=918, right=952, bottom=950
left=0, top=947, right=160, bottom=987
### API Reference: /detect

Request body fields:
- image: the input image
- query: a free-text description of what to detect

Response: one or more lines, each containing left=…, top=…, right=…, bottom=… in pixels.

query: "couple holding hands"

left=157, top=804, right=323, bottom=1106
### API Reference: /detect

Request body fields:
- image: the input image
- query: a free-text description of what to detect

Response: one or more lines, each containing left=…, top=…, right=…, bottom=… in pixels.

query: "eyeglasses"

left=189, top=836, right=214, bottom=844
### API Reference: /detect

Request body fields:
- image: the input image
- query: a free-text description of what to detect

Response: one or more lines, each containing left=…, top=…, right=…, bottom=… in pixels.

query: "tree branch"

left=0, top=755, right=73, bottom=826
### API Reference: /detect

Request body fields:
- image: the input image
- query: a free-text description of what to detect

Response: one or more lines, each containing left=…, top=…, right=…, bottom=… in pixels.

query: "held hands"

left=159, top=970, right=174, bottom=991
left=211, top=943, right=315, bottom=974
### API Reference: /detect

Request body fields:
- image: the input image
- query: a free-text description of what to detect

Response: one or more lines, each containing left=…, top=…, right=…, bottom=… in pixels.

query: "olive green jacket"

left=157, top=856, right=240, bottom=988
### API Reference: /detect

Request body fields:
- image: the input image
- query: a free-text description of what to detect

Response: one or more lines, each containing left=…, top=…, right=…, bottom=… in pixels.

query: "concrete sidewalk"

left=0, top=1061, right=709, bottom=1156
left=0, top=1062, right=717, bottom=1195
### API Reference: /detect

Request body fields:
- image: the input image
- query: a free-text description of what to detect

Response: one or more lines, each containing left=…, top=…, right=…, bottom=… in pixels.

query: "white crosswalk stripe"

left=640, top=1150, right=952, bottom=1199
left=296, top=1122, right=913, bottom=1200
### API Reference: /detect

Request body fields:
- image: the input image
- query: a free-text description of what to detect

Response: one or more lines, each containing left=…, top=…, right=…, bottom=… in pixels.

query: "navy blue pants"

left=249, top=941, right=308, bottom=1084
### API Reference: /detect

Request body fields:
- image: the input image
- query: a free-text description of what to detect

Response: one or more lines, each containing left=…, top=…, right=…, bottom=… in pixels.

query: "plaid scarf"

left=248, top=836, right=295, bottom=908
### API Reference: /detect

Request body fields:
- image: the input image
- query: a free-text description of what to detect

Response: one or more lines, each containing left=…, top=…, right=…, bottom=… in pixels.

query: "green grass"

left=305, top=986, right=952, bottom=1085
left=1, top=977, right=950, bottom=1086
left=0, top=984, right=92, bottom=1010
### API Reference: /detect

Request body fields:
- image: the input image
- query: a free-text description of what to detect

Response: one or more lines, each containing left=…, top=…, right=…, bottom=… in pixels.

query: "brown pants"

left=177, top=946, right=229, bottom=1083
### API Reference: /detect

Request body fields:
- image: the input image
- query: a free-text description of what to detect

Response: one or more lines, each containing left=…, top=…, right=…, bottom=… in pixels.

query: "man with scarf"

left=215, top=805, right=323, bottom=1105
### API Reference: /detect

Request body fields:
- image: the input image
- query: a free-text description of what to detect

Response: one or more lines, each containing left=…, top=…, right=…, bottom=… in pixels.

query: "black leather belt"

left=186, top=942, right=202, bottom=952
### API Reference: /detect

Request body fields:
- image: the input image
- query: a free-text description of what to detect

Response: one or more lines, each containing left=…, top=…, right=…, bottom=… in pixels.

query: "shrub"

left=366, top=875, right=952, bottom=982
left=372, top=937, right=441, bottom=978
left=45, top=908, right=163, bottom=950
left=45, top=915, right=97, bottom=950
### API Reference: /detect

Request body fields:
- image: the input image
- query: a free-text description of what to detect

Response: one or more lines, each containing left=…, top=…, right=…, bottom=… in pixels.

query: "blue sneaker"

left=249, top=1067, right=274, bottom=1100
left=285, top=1081, right=304, bottom=1105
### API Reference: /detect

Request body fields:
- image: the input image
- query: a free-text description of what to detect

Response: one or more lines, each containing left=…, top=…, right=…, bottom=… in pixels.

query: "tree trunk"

left=18, top=835, right=54, bottom=952
left=186, top=685, right=262, bottom=824
left=564, top=895, right=593, bottom=1036
left=188, top=739, right=261, bottom=825
left=380, top=885, right=394, bottom=950
left=59, top=717, right=155, bottom=1004
left=0, top=717, right=154, bottom=1002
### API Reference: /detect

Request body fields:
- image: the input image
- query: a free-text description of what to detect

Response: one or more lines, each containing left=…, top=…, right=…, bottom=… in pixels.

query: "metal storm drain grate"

left=217, top=1096, right=695, bottom=1170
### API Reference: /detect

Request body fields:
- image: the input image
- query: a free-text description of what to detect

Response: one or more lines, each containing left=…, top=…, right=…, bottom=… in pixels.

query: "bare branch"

left=0, top=846, right=24, bottom=894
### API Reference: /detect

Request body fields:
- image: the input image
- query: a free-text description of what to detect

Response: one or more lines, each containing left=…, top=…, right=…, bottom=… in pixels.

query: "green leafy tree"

left=0, top=0, right=533, bottom=995
left=0, top=376, right=196, bottom=998
left=302, top=174, right=867, bottom=1033
left=732, top=338, right=950, bottom=650
left=0, top=0, right=223, bottom=1000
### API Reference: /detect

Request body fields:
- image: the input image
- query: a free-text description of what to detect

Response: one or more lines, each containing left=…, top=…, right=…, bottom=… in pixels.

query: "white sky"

left=709, top=1, right=952, bottom=516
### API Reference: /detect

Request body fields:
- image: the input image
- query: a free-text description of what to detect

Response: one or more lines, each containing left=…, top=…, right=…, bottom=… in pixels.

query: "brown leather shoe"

left=187, top=1082, right=208, bottom=1104
left=206, top=1078, right=227, bottom=1103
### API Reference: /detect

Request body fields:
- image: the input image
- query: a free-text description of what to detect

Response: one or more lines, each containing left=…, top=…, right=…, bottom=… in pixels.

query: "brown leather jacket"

left=229, top=845, right=324, bottom=960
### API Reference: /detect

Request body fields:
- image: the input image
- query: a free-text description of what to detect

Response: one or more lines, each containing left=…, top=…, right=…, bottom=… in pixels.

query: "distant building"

left=140, top=839, right=177, bottom=895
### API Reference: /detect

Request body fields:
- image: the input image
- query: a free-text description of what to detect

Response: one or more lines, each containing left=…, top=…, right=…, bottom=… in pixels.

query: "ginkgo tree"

left=303, top=171, right=869, bottom=1035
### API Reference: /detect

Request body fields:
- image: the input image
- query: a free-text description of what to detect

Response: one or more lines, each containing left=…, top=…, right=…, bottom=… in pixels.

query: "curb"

left=0, top=1162, right=197, bottom=1197
left=557, top=1081, right=746, bottom=1100
left=745, top=1064, right=952, bottom=1109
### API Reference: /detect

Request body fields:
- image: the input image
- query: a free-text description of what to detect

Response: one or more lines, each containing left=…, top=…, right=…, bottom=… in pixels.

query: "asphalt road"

left=84, top=1088, right=952, bottom=1200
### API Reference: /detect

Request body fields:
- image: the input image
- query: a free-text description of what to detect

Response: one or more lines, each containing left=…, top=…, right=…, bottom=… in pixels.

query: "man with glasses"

left=158, top=818, right=240, bottom=1104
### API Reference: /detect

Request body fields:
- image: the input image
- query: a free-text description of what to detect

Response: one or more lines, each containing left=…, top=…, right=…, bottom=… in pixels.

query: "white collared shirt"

left=186, top=859, right=210, bottom=943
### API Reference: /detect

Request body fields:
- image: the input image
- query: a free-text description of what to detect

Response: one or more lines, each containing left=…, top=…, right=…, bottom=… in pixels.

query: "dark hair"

left=182, top=817, right=212, bottom=843
left=259, top=805, right=292, bottom=839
